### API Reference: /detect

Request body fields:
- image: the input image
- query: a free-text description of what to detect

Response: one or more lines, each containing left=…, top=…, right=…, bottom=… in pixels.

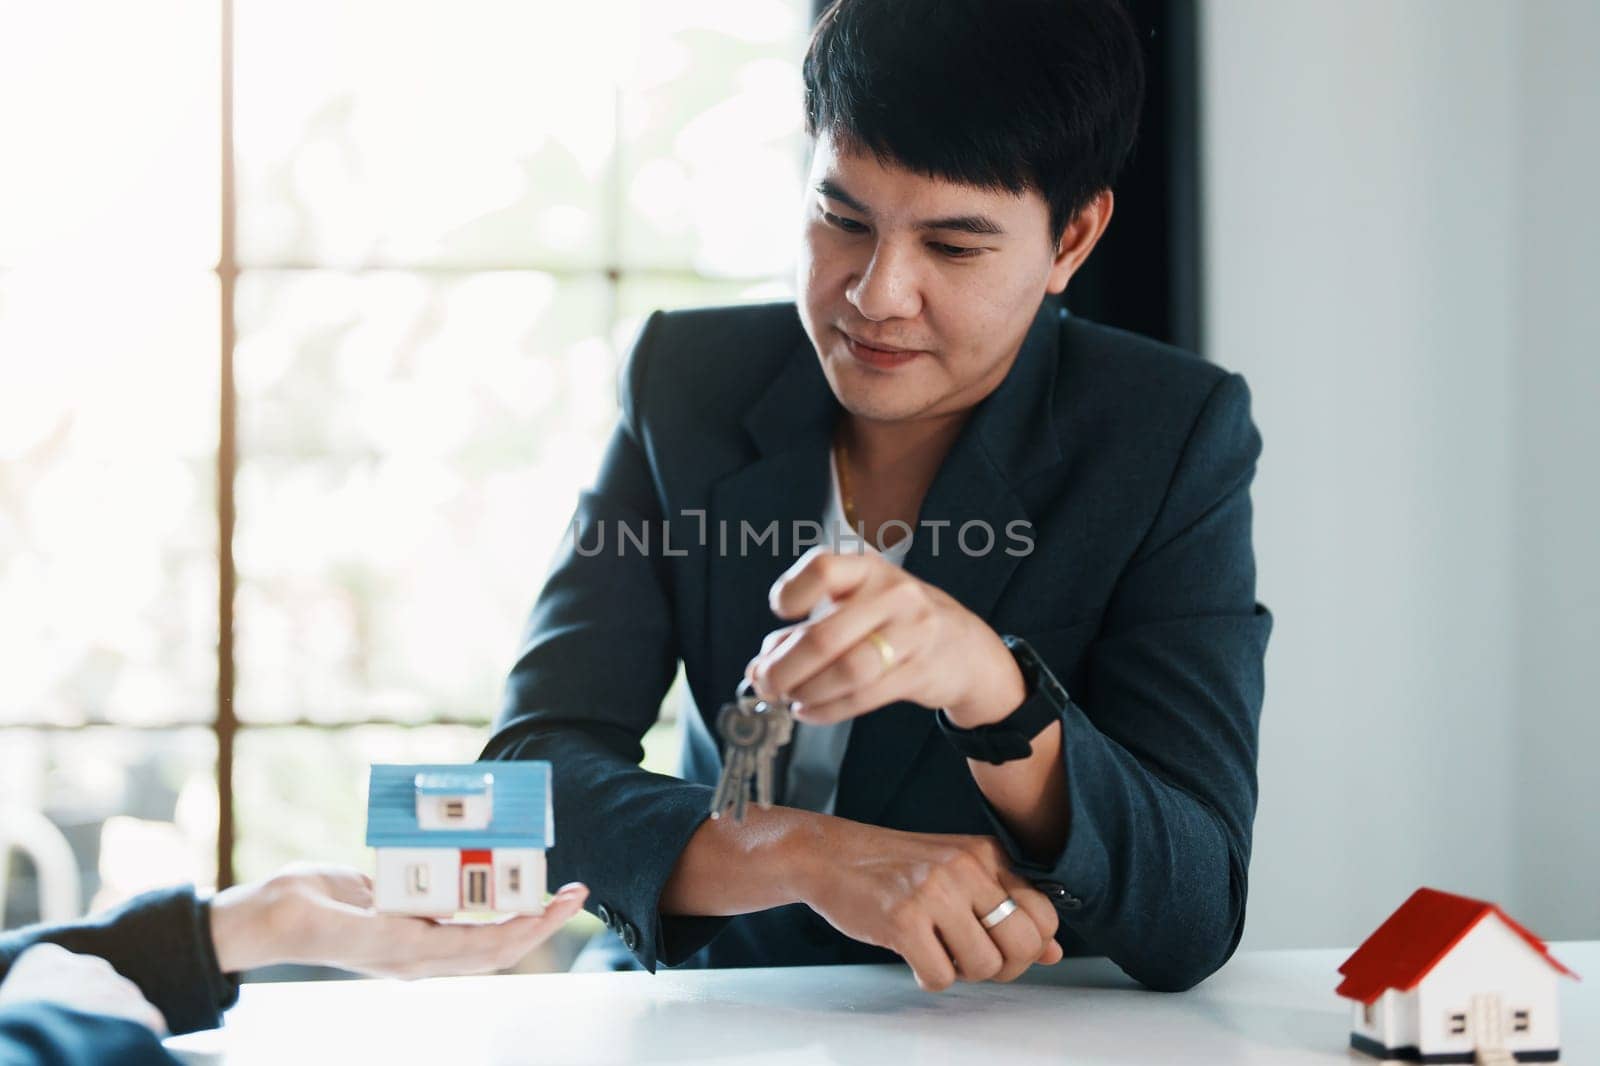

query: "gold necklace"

left=834, top=438, right=860, bottom=531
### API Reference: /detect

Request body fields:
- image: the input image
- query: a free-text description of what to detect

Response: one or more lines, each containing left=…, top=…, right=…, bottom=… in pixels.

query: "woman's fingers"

left=0, top=944, right=169, bottom=1035
left=311, top=881, right=588, bottom=979
left=398, top=883, right=589, bottom=977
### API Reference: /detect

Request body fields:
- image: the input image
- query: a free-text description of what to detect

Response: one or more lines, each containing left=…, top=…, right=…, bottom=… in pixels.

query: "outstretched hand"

left=209, top=864, right=588, bottom=979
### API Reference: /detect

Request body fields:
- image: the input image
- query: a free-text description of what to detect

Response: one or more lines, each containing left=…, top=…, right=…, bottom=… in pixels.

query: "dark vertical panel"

left=1163, top=0, right=1204, bottom=355
left=1065, top=0, right=1203, bottom=353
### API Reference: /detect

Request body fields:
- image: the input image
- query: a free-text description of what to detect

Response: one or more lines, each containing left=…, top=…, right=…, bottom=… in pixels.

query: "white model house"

left=1337, top=887, right=1577, bottom=1064
left=365, top=762, right=551, bottom=915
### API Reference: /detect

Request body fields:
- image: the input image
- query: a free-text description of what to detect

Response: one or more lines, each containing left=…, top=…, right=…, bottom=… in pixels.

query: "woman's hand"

left=0, top=942, right=169, bottom=1033
left=746, top=547, right=1026, bottom=728
left=209, top=864, right=588, bottom=979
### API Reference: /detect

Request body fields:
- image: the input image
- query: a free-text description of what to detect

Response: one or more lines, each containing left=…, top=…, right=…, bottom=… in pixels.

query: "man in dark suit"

left=485, top=0, right=1271, bottom=993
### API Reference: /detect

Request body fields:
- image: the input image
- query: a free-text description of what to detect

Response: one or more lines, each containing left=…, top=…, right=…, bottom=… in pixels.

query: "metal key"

left=710, top=681, right=795, bottom=821
left=753, top=698, right=795, bottom=810
left=711, top=690, right=766, bottom=821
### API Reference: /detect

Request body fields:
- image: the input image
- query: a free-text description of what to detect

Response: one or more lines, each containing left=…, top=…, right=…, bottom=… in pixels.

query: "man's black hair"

left=803, top=0, right=1146, bottom=246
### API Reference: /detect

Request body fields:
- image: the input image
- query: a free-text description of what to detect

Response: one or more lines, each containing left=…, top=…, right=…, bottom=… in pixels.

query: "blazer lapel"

left=704, top=337, right=837, bottom=715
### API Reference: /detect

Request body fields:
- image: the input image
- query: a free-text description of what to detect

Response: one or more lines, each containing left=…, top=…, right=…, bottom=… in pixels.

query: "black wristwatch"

left=935, top=636, right=1068, bottom=764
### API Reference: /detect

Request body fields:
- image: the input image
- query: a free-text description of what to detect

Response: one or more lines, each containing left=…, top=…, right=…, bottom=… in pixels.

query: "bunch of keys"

left=709, top=678, right=795, bottom=822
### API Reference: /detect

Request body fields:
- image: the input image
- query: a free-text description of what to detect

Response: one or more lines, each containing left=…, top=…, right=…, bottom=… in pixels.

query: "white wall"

left=1202, top=0, right=1597, bottom=948
left=1512, top=0, right=1600, bottom=942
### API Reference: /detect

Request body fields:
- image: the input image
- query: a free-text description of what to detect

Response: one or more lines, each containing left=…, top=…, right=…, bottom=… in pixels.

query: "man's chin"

left=819, top=353, right=942, bottom=421
left=832, top=388, right=936, bottom=424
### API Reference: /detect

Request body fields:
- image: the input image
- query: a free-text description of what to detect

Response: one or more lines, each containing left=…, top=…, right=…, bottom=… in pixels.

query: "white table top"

left=166, top=941, right=1596, bottom=1065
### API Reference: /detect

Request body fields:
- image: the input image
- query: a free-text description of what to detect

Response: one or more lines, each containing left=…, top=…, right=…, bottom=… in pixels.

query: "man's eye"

left=823, top=210, right=867, bottom=233
left=933, top=243, right=981, bottom=259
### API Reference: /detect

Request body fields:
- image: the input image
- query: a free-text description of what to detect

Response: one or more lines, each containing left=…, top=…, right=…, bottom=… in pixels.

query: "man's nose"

left=846, top=241, right=923, bottom=322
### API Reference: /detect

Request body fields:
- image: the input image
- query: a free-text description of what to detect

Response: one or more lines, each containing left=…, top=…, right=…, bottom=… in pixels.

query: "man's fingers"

left=749, top=623, right=802, bottom=669
left=769, top=547, right=879, bottom=620
left=757, top=571, right=934, bottom=706
left=895, top=921, right=958, bottom=994
left=792, top=648, right=916, bottom=725
left=996, top=873, right=1062, bottom=970
left=981, top=904, right=1046, bottom=982
left=931, top=906, right=1005, bottom=984
left=786, top=606, right=924, bottom=713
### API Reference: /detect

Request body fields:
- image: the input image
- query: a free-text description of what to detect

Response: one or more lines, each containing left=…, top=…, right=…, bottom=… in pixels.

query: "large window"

left=1, top=0, right=808, bottom=921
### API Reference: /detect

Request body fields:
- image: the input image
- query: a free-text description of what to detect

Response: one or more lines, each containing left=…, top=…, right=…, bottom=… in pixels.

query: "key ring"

left=737, top=677, right=787, bottom=716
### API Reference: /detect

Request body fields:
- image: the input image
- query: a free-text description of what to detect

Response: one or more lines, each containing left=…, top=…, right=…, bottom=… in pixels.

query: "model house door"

left=461, top=863, right=492, bottom=909
left=1469, top=993, right=1507, bottom=1053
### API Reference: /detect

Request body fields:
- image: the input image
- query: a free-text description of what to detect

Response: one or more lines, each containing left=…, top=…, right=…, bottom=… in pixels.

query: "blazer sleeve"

left=0, top=886, right=238, bottom=1036
left=985, top=371, right=1272, bottom=992
left=0, top=1004, right=180, bottom=1066
left=481, top=311, right=727, bottom=971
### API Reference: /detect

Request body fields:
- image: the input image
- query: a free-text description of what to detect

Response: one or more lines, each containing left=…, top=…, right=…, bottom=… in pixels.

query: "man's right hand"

left=793, top=819, right=1064, bottom=992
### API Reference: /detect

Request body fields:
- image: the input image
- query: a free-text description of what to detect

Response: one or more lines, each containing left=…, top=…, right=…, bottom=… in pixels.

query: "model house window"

left=443, top=799, right=466, bottom=820
left=507, top=864, right=522, bottom=894
left=465, top=866, right=490, bottom=907
left=1514, top=1009, right=1530, bottom=1033
left=1448, top=1012, right=1467, bottom=1035
left=408, top=864, right=430, bottom=895
left=1362, top=1003, right=1374, bottom=1026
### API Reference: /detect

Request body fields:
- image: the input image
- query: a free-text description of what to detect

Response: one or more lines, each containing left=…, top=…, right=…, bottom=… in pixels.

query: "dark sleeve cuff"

left=193, top=896, right=242, bottom=1020
left=650, top=791, right=733, bottom=968
left=0, top=885, right=238, bottom=1035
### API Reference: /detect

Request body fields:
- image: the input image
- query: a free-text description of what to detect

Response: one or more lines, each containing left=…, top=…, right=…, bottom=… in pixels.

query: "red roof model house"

left=1337, top=888, right=1578, bottom=1064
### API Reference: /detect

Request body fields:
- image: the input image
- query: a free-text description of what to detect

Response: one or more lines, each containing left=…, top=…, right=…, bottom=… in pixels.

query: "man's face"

left=796, top=130, right=1073, bottom=425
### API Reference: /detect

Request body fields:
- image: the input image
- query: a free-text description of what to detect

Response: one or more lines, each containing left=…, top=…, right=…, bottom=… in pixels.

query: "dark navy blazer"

left=485, top=293, right=1272, bottom=992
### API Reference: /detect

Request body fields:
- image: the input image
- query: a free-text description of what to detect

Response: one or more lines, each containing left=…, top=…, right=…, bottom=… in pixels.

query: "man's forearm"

left=660, top=805, right=824, bottom=916
left=966, top=721, right=1070, bottom=862
left=944, top=632, right=1071, bottom=863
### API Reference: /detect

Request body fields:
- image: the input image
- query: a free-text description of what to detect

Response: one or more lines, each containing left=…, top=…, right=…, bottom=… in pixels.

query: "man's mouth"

left=839, top=329, right=928, bottom=369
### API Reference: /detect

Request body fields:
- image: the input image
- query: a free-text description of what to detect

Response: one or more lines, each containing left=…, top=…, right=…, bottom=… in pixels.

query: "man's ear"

left=1044, top=189, right=1114, bottom=295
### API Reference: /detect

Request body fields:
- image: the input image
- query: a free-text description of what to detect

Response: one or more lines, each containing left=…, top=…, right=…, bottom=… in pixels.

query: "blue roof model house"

left=365, top=762, right=552, bottom=915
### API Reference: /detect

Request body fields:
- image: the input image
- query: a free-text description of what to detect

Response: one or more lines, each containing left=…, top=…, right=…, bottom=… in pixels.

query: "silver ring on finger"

left=980, top=897, right=1019, bottom=930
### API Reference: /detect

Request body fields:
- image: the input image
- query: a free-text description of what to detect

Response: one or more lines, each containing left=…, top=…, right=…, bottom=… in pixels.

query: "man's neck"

left=838, top=409, right=970, bottom=483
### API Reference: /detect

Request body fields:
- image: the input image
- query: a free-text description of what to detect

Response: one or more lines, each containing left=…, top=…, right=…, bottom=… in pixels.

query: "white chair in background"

left=0, top=804, right=83, bottom=926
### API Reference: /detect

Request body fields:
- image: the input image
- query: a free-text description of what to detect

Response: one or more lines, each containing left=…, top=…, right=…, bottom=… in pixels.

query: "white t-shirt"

left=781, top=454, right=910, bottom=814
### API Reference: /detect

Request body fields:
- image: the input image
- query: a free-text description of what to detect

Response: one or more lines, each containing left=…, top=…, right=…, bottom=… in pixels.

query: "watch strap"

left=935, top=636, right=1068, bottom=764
